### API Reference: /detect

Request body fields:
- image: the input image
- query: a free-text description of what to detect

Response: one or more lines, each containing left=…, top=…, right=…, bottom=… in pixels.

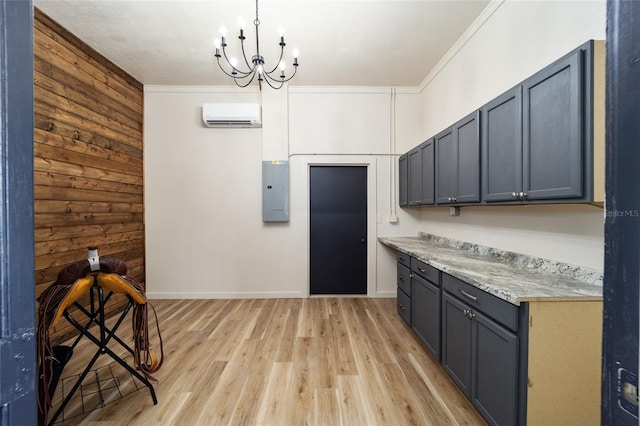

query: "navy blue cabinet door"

left=454, top=111, right=481, bottom=203
left=412, top=274, right=441, bottom=360
left=442, top=292, right=473, bottom=395
left=522, top=49, right=584, bottom=200
left=419, top=139, right=435, bottom=205
left=473, top=312, right=519, bottom=426
left=398, top=154, right=408, bottom=207
left=408, top=147, right=422, bottom=205
left=482, top=87, right=523, bottom=202
left=435, top=127, right=455, bottom=204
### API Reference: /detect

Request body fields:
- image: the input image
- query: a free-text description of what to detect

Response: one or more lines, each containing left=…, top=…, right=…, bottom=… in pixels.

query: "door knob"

left=360, top=238, right=366, bottom=243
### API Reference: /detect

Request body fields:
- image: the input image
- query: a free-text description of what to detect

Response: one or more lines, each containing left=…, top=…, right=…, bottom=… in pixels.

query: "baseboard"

left=147, top=290, right=396, bottom=300
left=146, top=290, right=306, bottom=300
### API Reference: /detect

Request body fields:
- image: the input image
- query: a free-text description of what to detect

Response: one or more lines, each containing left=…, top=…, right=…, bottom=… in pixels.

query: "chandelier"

left=214, top=0, right=299, bottom=90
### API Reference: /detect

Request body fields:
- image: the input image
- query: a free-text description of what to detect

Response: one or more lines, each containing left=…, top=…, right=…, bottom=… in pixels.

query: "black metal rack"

left=47, top=283, right=157, bottom=425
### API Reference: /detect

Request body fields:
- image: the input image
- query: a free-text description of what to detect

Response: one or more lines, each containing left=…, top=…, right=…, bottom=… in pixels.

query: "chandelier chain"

left=254, top=0, right=260, bottom=26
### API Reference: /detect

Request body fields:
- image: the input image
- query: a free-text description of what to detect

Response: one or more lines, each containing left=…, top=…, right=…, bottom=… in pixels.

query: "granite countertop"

left=378, top=233, right=603, bottom=306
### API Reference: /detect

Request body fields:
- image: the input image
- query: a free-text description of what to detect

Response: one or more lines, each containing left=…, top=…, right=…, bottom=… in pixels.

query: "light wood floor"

left=50, top=298, right=487, bottom=425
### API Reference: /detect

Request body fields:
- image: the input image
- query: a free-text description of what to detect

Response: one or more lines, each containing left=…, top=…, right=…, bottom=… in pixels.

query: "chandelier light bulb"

left=238, top=18, right=245, bottom=30
left=214, top=38, right=221, bottom=49
left=279, top=61, right=285, bottom=71
left=219, top=26, right=227, bottom=37
left=230, top=57, right=238, bottom=68
left=278, top=27, right=286, bottom=37
left=292, top=48, right=299, bottom=59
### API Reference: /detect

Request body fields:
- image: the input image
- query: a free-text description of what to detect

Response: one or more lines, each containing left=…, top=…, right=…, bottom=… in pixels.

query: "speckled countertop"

left=378, top=233, right=603, bottom=306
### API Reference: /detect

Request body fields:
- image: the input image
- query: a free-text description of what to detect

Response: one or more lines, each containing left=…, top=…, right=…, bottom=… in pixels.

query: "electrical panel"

left=262, top=161, right=289, bottom=222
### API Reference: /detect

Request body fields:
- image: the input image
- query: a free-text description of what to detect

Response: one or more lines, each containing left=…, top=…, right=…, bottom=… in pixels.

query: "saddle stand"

left=47, top=281, right=157, bottom=425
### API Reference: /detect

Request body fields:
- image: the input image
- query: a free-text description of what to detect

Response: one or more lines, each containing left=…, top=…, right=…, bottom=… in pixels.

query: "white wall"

left=416, top=0, right=607, bottom=270
left=144, top=85, right=422, bottom=298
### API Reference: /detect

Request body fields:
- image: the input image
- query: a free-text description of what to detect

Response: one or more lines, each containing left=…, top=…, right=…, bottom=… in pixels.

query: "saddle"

left=36, top=251, right=164, bottom=424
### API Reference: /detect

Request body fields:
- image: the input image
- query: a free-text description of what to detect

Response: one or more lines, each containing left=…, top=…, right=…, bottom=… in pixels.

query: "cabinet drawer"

left=397, top=288, right=411, bottom=326
left=442, top=273, right=518, bottom=332
left=397, top=251, right=410, bottom=268
left=411, top=258, right=440, bottom=284
left=397, top=263, right=411, bottom=296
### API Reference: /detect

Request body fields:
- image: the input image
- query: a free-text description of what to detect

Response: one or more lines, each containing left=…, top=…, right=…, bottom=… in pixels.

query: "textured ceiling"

left=34, top=0, right=491, bottom=87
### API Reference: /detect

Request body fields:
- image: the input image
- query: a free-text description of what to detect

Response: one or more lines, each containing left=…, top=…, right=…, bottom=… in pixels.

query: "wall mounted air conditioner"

left=202, top=103, right=262, bottom=128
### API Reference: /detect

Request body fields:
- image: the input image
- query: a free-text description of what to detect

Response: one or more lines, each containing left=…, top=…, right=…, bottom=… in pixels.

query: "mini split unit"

left=202, top=103, right=262, bottom=128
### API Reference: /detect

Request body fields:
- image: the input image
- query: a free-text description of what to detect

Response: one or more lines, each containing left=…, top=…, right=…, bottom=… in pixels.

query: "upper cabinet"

left=435, top=127, right=455, bottom=204
left=483, top=47, right=585, bottom=202
left=436, top=111, right=480, bottom=205
left=402, top=138, right=435, bottom=206
left=408, top=146, right=422, bottom=205
left=522, top=49, right=583, bottom=201
left=453, top=112, right=481, bottom=203
left=398, top=153, right=408, bottom=207
left=401, top=39, right=605, bottom=208
left=483, top=41, right=604, bottom=204
left=482, top=87, right=523, bottom=202
left=419, top=139, right=436, bottom=205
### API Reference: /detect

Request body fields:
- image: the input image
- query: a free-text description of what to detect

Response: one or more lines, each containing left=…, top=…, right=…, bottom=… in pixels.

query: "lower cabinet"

left=443, top=292, right=518, bottom=425
left=394, top=250, right=603, bottom=426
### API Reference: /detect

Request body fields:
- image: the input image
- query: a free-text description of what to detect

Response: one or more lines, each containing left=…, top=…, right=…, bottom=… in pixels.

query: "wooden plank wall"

left=33, top=8, right=145, bottom=344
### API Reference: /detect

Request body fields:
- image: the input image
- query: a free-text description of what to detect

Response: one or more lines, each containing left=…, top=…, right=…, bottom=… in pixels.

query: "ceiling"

left=34, top=0, right=491, bottom=87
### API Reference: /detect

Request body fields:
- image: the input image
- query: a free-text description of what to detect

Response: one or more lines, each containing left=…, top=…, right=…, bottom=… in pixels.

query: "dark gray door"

left=310, top=166, right=367, bottom=295
left=523, top=49, right=583, bottom=200
left=602, top=1, right=639, bottom=424
left=482, top=86, right=523, bottom=202
left=0, top=0, right=37, bottom=424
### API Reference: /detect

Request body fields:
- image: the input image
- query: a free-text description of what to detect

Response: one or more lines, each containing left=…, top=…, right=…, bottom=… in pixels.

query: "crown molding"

left=418, top=0, right=506, bottom=93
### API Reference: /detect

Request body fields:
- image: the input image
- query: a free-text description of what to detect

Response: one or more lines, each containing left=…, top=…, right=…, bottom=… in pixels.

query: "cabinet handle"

left=519, top=191, right=526, bottom=199
left=459, top=289, right=478, bottom=302
left=399, top=276, right=405, bottom=281
left=418, top=267, right=426, bottom=273
left=512, top=192, right=517, bottom=198
left=462, top=309, right=476, bottom=319
left=399, top=304, right=405, bottom=311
